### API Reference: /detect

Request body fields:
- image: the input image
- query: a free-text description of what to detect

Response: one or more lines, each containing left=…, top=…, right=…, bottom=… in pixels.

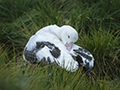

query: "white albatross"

left=23, top=25, right=94, bottom=72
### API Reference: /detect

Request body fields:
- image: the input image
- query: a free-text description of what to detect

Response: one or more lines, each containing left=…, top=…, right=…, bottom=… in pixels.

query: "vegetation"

left=0, top=0, right=120, bottom=89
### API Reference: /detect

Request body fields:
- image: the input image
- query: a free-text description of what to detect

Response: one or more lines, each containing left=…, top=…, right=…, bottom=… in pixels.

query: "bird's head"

left=60, top=25, right=78, bottom=51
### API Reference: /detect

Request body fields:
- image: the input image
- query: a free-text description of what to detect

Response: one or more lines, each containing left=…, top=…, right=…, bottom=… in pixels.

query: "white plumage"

left=23, top=25, right=94, bottom=72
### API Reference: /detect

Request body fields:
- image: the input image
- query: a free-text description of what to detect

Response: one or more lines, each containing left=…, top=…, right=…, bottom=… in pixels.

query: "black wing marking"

left=24, top=41, right=61, bottom=64
left=24, top=48, right=38, bottom=64
left=74, top=47, right=93, bottom=61
left=36, top=41, right=61, bottom=58
left=73, top=47, right=94, bottom=71
left=75, top=55, right=83, bottom=66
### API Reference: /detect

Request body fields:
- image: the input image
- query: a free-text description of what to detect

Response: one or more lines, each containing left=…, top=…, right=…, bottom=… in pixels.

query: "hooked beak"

left=65, top=42, right=73, bottom=51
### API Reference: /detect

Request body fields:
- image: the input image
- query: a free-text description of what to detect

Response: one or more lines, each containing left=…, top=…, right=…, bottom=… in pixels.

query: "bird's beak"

left=65, top=42, right=73, bottom=51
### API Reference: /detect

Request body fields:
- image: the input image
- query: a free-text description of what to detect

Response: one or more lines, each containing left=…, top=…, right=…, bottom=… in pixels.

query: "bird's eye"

left=68, top=35, right=70, bottom=38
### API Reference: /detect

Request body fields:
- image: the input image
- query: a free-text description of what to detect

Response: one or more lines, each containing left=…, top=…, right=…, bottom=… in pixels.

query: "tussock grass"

left=0, top=0, right=120, bottom=89
left=0, top=50, right=120, bottom=90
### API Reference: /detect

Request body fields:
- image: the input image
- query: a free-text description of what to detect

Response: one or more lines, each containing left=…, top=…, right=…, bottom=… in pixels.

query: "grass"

left=0, top=0, right=120, bottom=89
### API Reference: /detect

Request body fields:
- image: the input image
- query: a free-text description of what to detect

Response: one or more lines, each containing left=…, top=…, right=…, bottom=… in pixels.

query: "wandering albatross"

left=23, top=25, right=94, bottom=72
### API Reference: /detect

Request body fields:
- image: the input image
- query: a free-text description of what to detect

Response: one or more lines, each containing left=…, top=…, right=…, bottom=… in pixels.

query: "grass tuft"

left=0, top=0, right=120, bottom=89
